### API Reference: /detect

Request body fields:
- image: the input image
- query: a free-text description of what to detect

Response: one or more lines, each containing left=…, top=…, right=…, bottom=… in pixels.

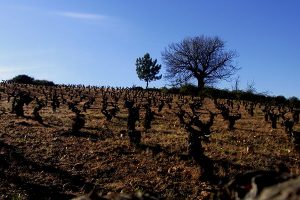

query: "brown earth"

left=0, top=85, right=299, bottom=199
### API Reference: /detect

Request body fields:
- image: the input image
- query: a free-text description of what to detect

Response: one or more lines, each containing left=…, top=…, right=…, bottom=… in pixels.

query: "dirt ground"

left=0, top=85, right=299, bottom=199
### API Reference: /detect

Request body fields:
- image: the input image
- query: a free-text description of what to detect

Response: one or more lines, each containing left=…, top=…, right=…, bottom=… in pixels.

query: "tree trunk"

left=197, top=78, right=205, bottom=96
left=146, top=81, right=149, bottom=89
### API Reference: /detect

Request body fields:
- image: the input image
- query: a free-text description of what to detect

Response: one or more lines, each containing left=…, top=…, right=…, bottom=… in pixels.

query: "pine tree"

left=136, top=53, right=162, bottom=89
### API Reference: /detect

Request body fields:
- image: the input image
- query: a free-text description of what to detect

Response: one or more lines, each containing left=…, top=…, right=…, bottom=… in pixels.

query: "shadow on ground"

left=0, top=140, right=94, bottom=199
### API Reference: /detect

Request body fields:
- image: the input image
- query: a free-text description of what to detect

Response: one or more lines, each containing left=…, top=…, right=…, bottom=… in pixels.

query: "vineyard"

left=0, top=83, right=299, bottom=199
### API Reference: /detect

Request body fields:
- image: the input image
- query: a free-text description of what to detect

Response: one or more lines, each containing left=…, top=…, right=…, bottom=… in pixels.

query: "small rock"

left=157, top=167, right=163, bottom=173
left=73, top=163, right=84, bottom=171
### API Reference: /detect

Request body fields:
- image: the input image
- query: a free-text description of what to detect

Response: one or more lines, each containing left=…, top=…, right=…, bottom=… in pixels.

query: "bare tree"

left=162, top=35, right=238, bottom=95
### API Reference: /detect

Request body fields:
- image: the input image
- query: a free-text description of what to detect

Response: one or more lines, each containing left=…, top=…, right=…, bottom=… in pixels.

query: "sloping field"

left=0, top=84, right=299, bottom=199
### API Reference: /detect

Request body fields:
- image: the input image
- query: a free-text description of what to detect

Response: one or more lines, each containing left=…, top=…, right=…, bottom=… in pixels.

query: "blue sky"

left=0, top=0, right=299, bottom=98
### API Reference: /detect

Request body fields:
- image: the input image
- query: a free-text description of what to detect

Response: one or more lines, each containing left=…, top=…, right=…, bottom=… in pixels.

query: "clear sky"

left=0, top=0, right=299, bottom=98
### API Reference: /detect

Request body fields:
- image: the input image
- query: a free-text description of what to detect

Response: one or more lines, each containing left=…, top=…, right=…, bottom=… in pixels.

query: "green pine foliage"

left=136, top=53, right=162, bottom=89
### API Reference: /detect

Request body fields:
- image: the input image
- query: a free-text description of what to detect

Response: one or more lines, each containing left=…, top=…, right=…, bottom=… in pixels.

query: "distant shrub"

left=160, top=86, right=168, bottom=93
left=204, top=87, right=231, bottom=99
left=161, top=87, right=180, bottom=94
left=145, top=87, right=160, bottom=92
left=131, top=86, right=144, bottom=91
left=34, top=79, right=55, bottom=86
left=9, top=74, right=35, bottom=84
left=179, top=84, right=199, bottom=95
left=288, top=97, right=300, bottom=108
left=274, top=95, right=287, bottom=106
left=7, top=75, right=55, bottom=86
